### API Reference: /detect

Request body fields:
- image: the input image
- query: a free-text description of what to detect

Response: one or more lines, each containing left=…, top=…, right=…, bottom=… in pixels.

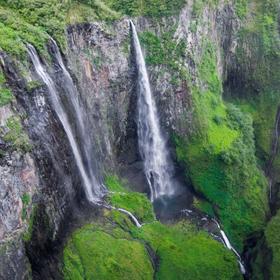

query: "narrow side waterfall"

left=130, top=21, right=176, bottom=202
left=50, top=39, right=105, bottom=197
left=213, top=219, right=246, bottom=275
left=27, top=43, right=105, bottom=203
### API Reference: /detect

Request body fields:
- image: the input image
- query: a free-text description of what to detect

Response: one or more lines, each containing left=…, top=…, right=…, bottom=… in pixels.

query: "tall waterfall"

left=50, top=39, right=104, bottom=196
left=27, top=42, right=105, bottom=203
left=130, top=21, right=175, bottom=202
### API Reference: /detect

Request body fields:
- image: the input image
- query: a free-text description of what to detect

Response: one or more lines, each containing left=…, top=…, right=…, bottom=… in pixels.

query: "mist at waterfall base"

left=131, top=21, right=193, bottom=220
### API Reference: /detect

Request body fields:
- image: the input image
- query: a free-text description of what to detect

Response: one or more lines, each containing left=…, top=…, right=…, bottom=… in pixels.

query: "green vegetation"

left=234, top=0, right=248, bottom=18
left=132, top=221, right=241, bottom=280
left=139, top=29, right=187, bottom=84
left=0, top=0, right=119, bottom=58
left=192, top=0, right=220, bottom=17
left=102, top=0, right=186, bottom=17
left=0, top=71, right=13, bottom=106
left=23, top=204, right=37, bottom=242
left=265, top=210, right=280, bottom=279
left=230, top=93, right=279, bottom=166
left=21, top=193, right=30, bottom=220
left=3, top=116, right=32, bottom=152
left=193, top=198, right=215, bottom=217
left=63, top=203, right=241, bottom=280
left=26, top=80, right=42, bottom=92
left=105, top=175, right=155, bottom=223
left=173, top=39, right=268, bottom=250
left=0, top=6, right=50, bottom=59
left=139, top=30, right=186, bottom=68
left=63, top=223, right=153, bottom=280
left=0, top=88, right=13, bottom=107
left=105, top=174, right=128, bottom=192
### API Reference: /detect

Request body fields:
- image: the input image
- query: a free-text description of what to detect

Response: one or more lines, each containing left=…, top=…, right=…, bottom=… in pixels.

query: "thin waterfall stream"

left=130, top=21, right=176, bottom=202
left=213, top=219, right=246, bottom=274
left=50, top=39, right=104, bottom=197
left=27, top=43, right=103, bottom=203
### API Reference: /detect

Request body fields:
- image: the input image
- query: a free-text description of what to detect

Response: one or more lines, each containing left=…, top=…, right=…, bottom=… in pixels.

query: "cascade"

left=27, top=43, right=105, bottom=203
left=49, top=39, right=105, bottom=197
left=28, top=42, right=142, bottom=228
left=130, top=21, right=176, bottom=202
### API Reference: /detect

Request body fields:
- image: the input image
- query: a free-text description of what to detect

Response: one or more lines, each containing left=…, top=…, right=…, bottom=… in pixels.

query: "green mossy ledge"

left=63, top=178, right=241, bottom=280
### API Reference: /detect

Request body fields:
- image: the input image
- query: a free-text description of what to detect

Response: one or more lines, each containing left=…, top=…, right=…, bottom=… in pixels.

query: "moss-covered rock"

left=63, top=208, right=242, bottom=280
left=265, top=210, right=280, bottom=279
left=3, top=116, right=32, bottom=152
left=102, top=0, right=186, bottom=17
left=132, top=221, right=241, bottom=280
left=0, top=0, right=119, bottom=58
left=63, top=224, right=154, bottom=280
left=0, top=70, right=13, bottom=106
left=173, top=38, right=268, bottom=250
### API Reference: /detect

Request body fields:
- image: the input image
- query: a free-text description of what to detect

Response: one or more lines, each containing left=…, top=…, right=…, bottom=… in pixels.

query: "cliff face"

left=0, top=0, right=279, bottom=279
left=63, top=1, right=239, bottom=181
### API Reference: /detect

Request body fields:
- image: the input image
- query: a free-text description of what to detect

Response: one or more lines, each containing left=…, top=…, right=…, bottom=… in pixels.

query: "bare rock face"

left=0, top=104, right=38, bottom=279
left=0, top=152, right=37, bottom=240
left=64, top=3, right=239, bottom=189
left=0, top=236, right=31, bottom=280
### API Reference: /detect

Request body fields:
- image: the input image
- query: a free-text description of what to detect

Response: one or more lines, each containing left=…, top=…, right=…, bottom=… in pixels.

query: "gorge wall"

left=0, top=0, right=279, bottom=279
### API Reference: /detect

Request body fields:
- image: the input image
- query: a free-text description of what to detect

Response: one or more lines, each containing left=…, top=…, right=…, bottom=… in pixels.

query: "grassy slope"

left=131, top=221, right=241, bottom=280
left=63, top=177, right=241, bottom=280
left=64, top=224, right=153, bottom=280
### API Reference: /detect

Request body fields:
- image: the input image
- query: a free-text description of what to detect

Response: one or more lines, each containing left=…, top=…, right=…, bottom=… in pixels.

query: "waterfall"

left=130, top=21, right=176, bottom=202
left=213, top=219, right=246, bottom=274
left=27, top=43, right=105, bottom=203
left=49, top=39, right=105, bottom=197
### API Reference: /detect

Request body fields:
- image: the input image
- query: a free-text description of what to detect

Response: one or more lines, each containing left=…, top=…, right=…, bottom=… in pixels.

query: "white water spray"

left=130, top=21, right=175, bottom=202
